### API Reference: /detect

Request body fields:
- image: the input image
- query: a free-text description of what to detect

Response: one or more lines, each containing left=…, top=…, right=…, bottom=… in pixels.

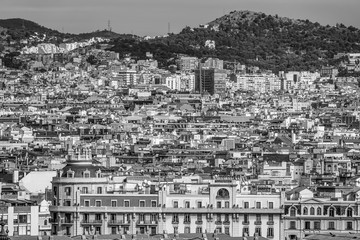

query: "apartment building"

left=50, top=148, right=284, bottom=238
left=284, top=187, right=360, bottom=240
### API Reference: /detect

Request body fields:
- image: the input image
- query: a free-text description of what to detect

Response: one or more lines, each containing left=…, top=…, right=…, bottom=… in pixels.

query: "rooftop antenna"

left=108, top=20, right=112, bottom=32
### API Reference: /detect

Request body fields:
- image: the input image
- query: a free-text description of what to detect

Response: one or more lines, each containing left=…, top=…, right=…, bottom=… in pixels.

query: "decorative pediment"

left=301, top=198, right=324, bottom=204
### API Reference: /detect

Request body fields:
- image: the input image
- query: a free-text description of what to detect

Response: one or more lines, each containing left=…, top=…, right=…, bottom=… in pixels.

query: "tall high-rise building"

left=195, top=68, right=227, bottom=96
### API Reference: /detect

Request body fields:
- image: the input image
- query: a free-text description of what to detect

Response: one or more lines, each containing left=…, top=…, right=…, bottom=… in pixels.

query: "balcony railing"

left=61, top=219, right=74, bottom=225
left=183, top=220, right=191, bottom=224
left=223, top=220, right=230, bottom=225
left=254, top=220, right=262, bottom=225
left=108, top=220, right=131, bottom=225
left=215, top=220, right=222, bottom=225
left=267, top=221, right=274, bottom=225
left=195, top=220, right=203, bottom=224
left=172, top=220, right=179, bottom=224
left=81, top=220, right=103, bottom=225
left=136, top=220, right=158, bottom=225
left=242, top=221, right=249, bottom=225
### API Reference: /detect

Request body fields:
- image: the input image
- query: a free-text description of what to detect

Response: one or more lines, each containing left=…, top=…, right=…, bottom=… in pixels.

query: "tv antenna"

left=108, top=20, right=112, bottom=32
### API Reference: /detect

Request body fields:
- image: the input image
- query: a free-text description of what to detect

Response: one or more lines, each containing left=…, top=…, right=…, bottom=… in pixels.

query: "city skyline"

left=1, top=0, right=360, bottom=36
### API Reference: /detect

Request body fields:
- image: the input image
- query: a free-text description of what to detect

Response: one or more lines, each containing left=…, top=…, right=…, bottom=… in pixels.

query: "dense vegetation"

left=110, top=11, right=360, bottom=72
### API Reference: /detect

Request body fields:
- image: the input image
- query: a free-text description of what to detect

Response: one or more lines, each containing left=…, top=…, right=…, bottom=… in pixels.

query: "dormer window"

left=83, top=170, right=90, bottom=178
left=67, top=170, right=74, bottom=178
left=96, top=170, right=101, bottom=178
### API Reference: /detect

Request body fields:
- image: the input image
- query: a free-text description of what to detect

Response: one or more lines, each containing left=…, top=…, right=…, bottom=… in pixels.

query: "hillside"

left=0, top=18, right=122, bottom=43
left=110, top=10, right=360, bottom=72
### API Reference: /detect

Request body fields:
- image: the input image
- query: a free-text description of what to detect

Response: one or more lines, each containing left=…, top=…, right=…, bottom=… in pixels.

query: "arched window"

left=347, top=208, right=353, bottom=217
left=329, top=207, right=335, bottom=217
left=44, top=219, right=48, bottom=225
left=317, top=207, right=322, bottom=215
left=310, top=207, right=315, bottom=215
left=303, top=207, right=308, bottom=215
left=216, top=188, right=230, bottom=199
left=290, top=207, right=296, bottom=216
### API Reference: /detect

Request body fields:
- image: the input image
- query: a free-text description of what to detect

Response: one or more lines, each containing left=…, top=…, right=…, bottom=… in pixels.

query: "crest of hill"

left=0, top=18, right=62, bottom=35
left=208, top=10, right=304, bottom=27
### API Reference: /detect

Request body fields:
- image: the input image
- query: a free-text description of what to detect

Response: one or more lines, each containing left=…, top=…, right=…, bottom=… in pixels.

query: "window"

left=347, top=222, right=353, bottom=230
left=139, top=201, right=145, bottom=207
left=217, top=201, right=222, bottom=208
left=256, top=214, right=261, bottom=223
left=216, top=227, right=222, bottom=233
left=83, top=171, right=90, bottom=178
left=151, top=201, right=157, bottom=207
left=290, top=221, right=296, bottom=229
left=305, top=221, right=310, bottom=230
left=303, top=207, right=308, bottom=215
left=139, top=214, right=145, bottom=222
left=243, top=227, right=249, bottom=237
left=216, top=214, right=221, bottom=222
left=111, top=200, right=117, bottom=207
left=64, top=187, right=71, bottom=196
left=110, top=214, right=116, bottom=221
left=243, top=214, right=249, bottom=224
left=329, top=207, right=335, bottom=217
left=173, top=201, right=178, bottom=208
left=224, top=214, right=229, bottom=222
left=268, top=214, right=273, bottom=222
left=314, top=221, right=321, bottom=230
left=82, top=187, right=88, bottom=194
left=317, top=207, right=322, bottom=215
left=244, top=202, right=249, bottom=209
left=184, top=214, right=190, bottom=223
left=256, top=202, right=261, bottom=209
left=185, top=201, right=190, bottom=208
left=197, top=214, right=202, bottom=222
left=95, top=214, right=101, bottom=221
left=347, top=208, right=353, bottom=217
left=267, top=227, right=274, bottom=238
left=67, top=171, right=74, bottom=178
left=173, top=227, right=178, bottom=234
left=328, top=221, right=335, bottom=230
left=197, top=201, right=202, bottom=208
left=184, top=227, right=190, bottom=233
left=64, top=200, right=71, bottom=206
left=18, top=215, right=27, bottom=224
left=173, top=214, right=179, bottom=223
left=225, top=227, right=230, bottom=235
left=255, top=227, right=262, bottom=236
left=96, top=187, right=102, bottom=194
left=269, top=202, right=274, bottom=209
left=196, top=227, right=202, bottom=233
left=310, top=207, right=315, bottom=215
left=95, top=200, right=101, bottom=207
left=225, top=201, right=230, bottom=208
left=124, top=200, right=130, bottom=207
left=111, top=227, right=117, bottom=235
left=290, top=207, right=296, bottom=216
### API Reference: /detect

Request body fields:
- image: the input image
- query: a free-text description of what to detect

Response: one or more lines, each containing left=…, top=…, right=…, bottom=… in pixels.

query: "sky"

left=1, top=0, right=360, bottom=36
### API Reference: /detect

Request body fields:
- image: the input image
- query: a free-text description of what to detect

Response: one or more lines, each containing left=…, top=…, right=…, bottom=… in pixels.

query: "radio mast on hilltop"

left=108, top=20, right=112, bottom=32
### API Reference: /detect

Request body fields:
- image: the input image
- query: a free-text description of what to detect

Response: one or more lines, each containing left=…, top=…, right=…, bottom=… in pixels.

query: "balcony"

left=183, top=220, right=191, bottom=225
left=172, top=220, right=179, bottom=224
left=81, top=220, right=103, bottom=225
left=136, top=220, right=158, bottom=225
left=195, top=220, right=203, bottom=224
left=61, top=219, right=74, bottom=225
left=254, top=220, right=262, bottom=225
left=108, top=220, right=126, bottom=226
left=223, top=220, right=230, bottom=225
left=242, top=221, right=249, bottom=225
left=215, top=221, right=222, bottom=225
left=267, top=221, right=274, bottom=225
